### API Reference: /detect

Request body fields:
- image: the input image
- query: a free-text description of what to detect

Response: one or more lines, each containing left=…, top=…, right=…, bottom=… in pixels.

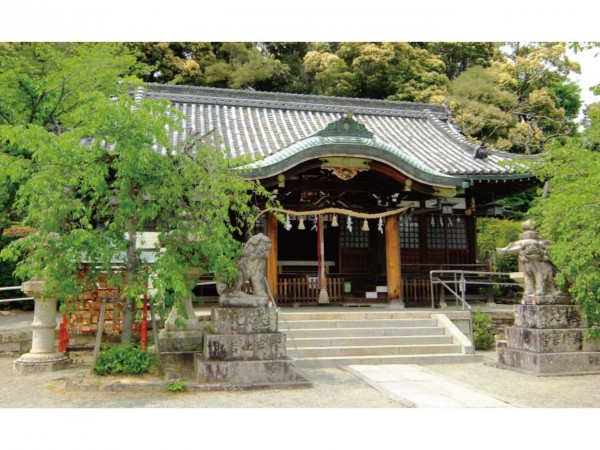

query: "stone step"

left=278, top=311, right=433, bottom=321
left=292, top=353, right=483, bottom=368
left=287, top=334, right=453, bottom=348
left=277, top=310, right=474, bottom=368
left=279, top=318, right=437, bottom=329
left=281, top=326, right=447, bottom=339
left=287, top=343, right=461, bottom=358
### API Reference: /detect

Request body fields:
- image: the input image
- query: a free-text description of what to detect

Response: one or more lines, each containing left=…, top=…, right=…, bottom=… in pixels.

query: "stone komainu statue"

left=518, top=240, right=557, bottom=297
left=497, top=220, right=560, bottom=303
left=217, top=233, right=272, bottom=307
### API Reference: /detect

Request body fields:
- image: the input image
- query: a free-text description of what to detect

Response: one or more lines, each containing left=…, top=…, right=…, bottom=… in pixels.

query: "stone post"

left=159, top=267, right=204, bottom=352
left=14, top=279, right=70, bottom=373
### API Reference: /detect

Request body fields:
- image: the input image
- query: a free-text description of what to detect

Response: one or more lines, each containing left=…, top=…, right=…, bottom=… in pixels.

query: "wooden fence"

left=402, top=278, right=431, bottom=303
left=277, top=276, right=345, bottom=305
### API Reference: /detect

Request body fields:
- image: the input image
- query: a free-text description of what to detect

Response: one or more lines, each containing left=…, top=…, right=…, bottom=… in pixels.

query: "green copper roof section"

left=239, top=116, right=530, bottom=187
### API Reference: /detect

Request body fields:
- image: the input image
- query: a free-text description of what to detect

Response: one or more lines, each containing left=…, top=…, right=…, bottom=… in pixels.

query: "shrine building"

left=142, top=84, right=536, bottom=307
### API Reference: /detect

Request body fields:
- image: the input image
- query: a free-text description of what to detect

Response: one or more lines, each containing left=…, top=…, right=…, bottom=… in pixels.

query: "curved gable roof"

left=142, top=84, right=535, bottom=185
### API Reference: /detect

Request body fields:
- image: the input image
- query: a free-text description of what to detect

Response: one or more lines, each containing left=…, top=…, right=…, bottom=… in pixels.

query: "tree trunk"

left=121, top=218, right=138, bottom=344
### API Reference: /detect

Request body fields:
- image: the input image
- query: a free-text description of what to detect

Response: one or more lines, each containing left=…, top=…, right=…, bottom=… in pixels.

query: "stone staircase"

left=278, top=310, right=482, bottom=368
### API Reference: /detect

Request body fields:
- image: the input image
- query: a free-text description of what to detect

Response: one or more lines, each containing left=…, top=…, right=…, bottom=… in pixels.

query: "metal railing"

left=429, top=270, right=519, bottom=310
left=263, top=277, right=277, bottom=308
left=0, top=286, right=33, bottom=304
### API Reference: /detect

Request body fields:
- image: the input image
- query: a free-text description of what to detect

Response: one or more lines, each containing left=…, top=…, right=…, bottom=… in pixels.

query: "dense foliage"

left=472, top=311, right=495, bottom=351
left=476, top=218, right=522, bottom=299
left=0, top=43, right=275, bottom=343
left=476, top=218, right=521, bottom=273
left=526, top=109, right=600, bottom=337
left=0, top=43, right=139, bottom=239
left=94, top=344, right=155, bottom=375
left=448, top=43, right=581, bottom=154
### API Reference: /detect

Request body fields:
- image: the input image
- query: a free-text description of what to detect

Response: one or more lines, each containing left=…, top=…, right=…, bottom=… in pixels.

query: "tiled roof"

left=142, top=84, right=534, bottom=183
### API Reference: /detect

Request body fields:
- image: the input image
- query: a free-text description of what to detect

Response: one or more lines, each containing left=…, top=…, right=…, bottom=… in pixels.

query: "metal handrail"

left=430, top=275, right=471, bottom=311
left=0, top=285, right=33, bottom=304
left=263, top=277, right=277, bottom=308
left=429, top=270, right=520, bottom=310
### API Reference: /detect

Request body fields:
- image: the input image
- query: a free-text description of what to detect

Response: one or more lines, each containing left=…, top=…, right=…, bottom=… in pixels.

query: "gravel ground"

left=2, top=351, right=600, bottom=408
left=0, top=357, right=399, bottom=408
left=2, top=351, right=600, bottom=450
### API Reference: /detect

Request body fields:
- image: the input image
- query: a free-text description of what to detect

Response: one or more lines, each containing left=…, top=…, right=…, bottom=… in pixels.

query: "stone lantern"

left=14, top=279, right=70, bottom=373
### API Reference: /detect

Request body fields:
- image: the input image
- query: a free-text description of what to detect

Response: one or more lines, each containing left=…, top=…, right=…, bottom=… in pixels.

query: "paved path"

left=346, top=364, right=512, bottom=407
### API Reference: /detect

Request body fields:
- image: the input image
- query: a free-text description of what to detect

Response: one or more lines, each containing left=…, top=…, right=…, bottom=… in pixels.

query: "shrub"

left=472, top=311, right=495, bottom=351
left=167, top=379, right=187, bottom=393
left=94, top=344, right=155, bottom=376
left=476, top=218, right=522, bottom=299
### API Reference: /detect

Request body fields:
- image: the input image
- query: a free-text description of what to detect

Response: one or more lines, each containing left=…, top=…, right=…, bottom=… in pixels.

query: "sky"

left=568, top=47, right=600, bottom=109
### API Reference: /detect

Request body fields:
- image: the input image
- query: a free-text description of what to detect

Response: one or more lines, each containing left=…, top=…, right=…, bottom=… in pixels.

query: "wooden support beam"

left=267, top=213, right=278, bottom=301
left=385, top=214, right=402, bottom=303
left=317, top=214, right=329, bottom=304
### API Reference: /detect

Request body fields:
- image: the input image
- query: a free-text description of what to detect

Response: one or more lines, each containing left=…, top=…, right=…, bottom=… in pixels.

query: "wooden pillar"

left=317, top=214, right=329, bottom=304
left=385, top=214, right=402, bottom=304
left=267, top=213, right=278, bottom=301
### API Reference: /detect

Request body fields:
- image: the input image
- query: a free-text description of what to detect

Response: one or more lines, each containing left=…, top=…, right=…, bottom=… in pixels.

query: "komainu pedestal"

left=497, top=299, right=600, bottom=375
left=194, top=307, right=302, bottom=386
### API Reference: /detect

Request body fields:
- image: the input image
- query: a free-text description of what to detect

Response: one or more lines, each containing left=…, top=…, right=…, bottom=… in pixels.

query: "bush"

left=472, top=311, right=495, bottom=351
left=94, top=344, right=155, bottom=376
left=476, top=218, right=522, bottom=299
left=167, top=379, right=187, bottom=393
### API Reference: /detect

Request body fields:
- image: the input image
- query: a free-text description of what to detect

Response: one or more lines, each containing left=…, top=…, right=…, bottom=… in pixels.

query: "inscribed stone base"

left=497, top=302, right=600, bottom=375
left=497, top=345, right=600, bottom=375
left=193, top=306, right=302, bottom=386
left=194, top=357, right=298, bottom=384
left=515, top=304, right=583, bottom=329
left=506, top=327, right=596, bottom=353
left=14, top=352, right=71, bottom=373
left=203, top=332, right=286, bottom=361
left=211, top=307, right=277, bottom=334
left=158, top=329, right=204, bottom=352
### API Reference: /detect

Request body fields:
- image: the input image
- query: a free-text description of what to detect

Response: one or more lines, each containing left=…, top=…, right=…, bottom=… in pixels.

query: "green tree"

left=1, top=91, right=273, bottom=343
left=127, top=42, right=288, bottom=91
left=526, top=103, right=600, bottom=337
left=0, top=43, right=138, bottom=239
left=302, top=50, right=355, bottom=96
left=1, top=43, right=275, bottom=343
left=261, top=42, right=311, bottom=93
left=448, top=65, right=518, bottom=148
left=449, top=42, right=582, bottom=153
left=421, top=42, right=500, bottom=80
left=335, top=42, right=448, bottom=102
